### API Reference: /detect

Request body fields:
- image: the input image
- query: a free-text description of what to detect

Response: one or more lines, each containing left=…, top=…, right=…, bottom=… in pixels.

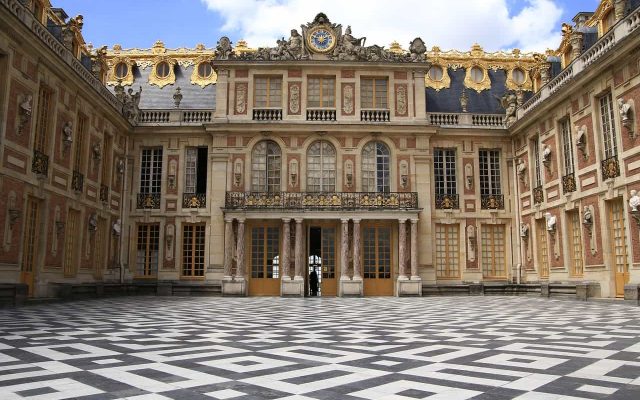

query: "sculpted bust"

left=545, top=212, right=556, bottom=231
left=630, top=190, right=640, bottom=212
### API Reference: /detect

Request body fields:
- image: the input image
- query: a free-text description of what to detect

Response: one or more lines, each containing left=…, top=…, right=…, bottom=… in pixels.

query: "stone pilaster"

left=340, top=218, right=349, bottom=280
left=282, top=218, right=305, bottom=297
left=223, top=218, right=234, bottom=278
left=282, top=218, right=291, bottom=279
left=410, top=219, right=419, bottom=279
left=294, top=218, right=304, bottom=280
left=353, top=219, right=362, bottom=279
left=236, top=219, right=245, bottom=278
left=398, top=219, right=408, bottom=280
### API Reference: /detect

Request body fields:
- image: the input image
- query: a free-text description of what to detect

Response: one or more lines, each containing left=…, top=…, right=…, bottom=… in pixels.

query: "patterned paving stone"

left=0, top=297, right=639, bottom=399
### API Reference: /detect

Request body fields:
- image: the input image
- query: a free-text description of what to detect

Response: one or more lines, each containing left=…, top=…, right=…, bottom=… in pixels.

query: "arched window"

left=252, top=140, right=281, bottom=192
left=362, top=141, right=390, bottom=192
left=307, top=141, right=336, bottom=192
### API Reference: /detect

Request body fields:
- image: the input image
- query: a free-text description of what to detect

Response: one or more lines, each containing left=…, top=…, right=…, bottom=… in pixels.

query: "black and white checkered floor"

left=1, top=297, right=639, bottom=400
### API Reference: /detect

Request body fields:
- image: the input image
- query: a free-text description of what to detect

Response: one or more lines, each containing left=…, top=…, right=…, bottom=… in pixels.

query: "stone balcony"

left=225, top=191, right=419, bottom=210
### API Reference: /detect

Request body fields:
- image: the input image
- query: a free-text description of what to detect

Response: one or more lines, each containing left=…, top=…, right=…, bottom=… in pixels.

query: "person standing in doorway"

left=309, top=269, right=319, bottom=296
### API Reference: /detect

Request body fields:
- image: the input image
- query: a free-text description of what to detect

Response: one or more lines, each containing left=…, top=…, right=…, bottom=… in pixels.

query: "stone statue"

left=173, top=87, right=183, bottom=108
left=215, top=36, right=233, bottom=60
left=92, top=142, right=102, bottom=160
left=288, top=29, right=303, bottom=59
left=408, top=37, right=426, bottom=62
left=630, top=189, right=640, bottom=212
left=618, top=98, right=632, bottom=123
left=499, top=92, right=517, bottom=127
left=520, top=223, right=529, bottom=238
left=583, top=206, right=593, bottom=225
left=19, top=94, right=33, bottom=117
left=116, top=158, right=125, bottom=175
left=62, top=121, right=73, bottom=144
left=123, top=86, right=142, bottom=124
left=334, top=25, right=366, bottom=60
left=88, top=213, right=98, bottom=232
left=542, top=145, right=551, bottom=164
left=114, top=80, right=126, bottom=103
left=545, top=212, right=556, bottom=231
left=517, top=158, right=526, bottom=180
left=112, top=219, right=121, bottom=237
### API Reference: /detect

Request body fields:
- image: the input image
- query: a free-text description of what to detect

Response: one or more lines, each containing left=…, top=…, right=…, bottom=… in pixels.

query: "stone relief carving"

left=51, top=207, right=62, bottom=256
left=396, top=85, right=408, bottom=116
left=464, top=163, right=473, bottom=190
left=466, top=225, right=476, bottom=262
left=3, top=191, right=20, bottom=253
left=234, top=159, right=243, bottom=188
left=289, top=83, right=301, bottom=114
left=235, top=83, right=247, bottom=115
left=342, top=84, right=354, bottom=115
left=399, top=160, right=409, bottom=189
left=516, top=158, right=527, bottom=186
left=289, top=159, right=299, bottom=188
left=583, top=205, right=597, bottom=255
left=168, top=159, right=177, bottom=190
left=17, top=94, right=32, bottom=135
left=344, top=159, right=354, bottom=188
left=166, top=223, right=175, bottom=261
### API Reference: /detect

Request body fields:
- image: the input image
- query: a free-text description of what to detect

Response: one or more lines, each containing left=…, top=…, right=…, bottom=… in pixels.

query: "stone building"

left=1, top=0, right=640, bottom=300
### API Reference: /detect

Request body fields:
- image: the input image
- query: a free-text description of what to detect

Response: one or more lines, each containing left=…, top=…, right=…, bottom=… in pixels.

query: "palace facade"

left=1, top=0, right=640, bottom=300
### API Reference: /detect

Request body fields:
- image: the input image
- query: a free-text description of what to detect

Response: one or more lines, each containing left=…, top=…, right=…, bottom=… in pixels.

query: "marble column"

left=340, top=218, right=350, bottom=280
left=410, top=219, right=419, bottom=279
left=282, top=218, right=291, bottom=279
left=398, top=219, right=408, bottom=279
left=353, top=219, right=362, bottom=279
left=223, top=218, right=234, bottom=278
left=294, top=218, right=304, bottom=280
left=236, top=218, right=245, bottom=279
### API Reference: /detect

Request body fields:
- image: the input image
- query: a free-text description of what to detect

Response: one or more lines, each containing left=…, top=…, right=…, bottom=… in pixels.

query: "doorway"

left=307, top=225, right=337, bottom=297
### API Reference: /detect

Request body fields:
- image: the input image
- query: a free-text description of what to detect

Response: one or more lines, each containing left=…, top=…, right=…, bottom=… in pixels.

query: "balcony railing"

left=136, top=193, right=161, bottom=209
left=100, top=185, right=109, bottom=203
left=31, top=150, right=49, bottom=176
left=306, top=108, right=336, bottom=121
left=601, top=155, right=621, bottom=180
left=533, top=185, right=544, bottom=204
left=253, top=108, right=283, bottom=121
left=360, top=109, right=390, bottom=122
left=562, top=173, right=577, bottom=194
left=183, top=193, right=207, bottom=208
left=137, top=109, right=213, bottom=125
left=225, top=191, right=418, bottom=210
left=480, top=194, right=504, bottom=210
left=435, top=193, right=459, bottom=210
left=71, top=170, right=84, bottom=192
left=426, top=113, right=505, bottom=129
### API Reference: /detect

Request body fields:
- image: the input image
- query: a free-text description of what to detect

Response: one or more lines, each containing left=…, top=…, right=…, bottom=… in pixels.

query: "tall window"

left=568, top=210, right=583, bottom=277
left=481, top=224, right=506, bottom=278
left=184, top=147, right=208, bottom=194
left=183, top=224, right=206, bottom=277
left=63, top=209, right=78, bottom=277
left=251, top=226, right=280, bottom=278
left=73, top=114, right=86, bottom=171
left=307, top=77, right=335, bottom=108
left=560, top=119, right=575, bottom=175
left=254, top=76, right=282, bottom=108
left=536, top=219, right=549, bottom=278
left=363, top=227, right=391, bottom=279
left=479, top=150, right=501, bottom=195
left=251, top=141, right=281, bottom=192
left=361, top=77, right=388, bottom=109
left=102, top=135, right=112, bottom=185
left=435, top=224, right=459, bottom=279
left=307, top=141, right=336, bottom=192
left=362, top=141, right=390, bottom=192
left=140, top=148, right=163, bottom=194
left=434, top=148, right=457, bottom=195
left=532, top=138, right=542, bottom=187
left=599, top=93, right=618, bottom=159
left=34, top=86, right=52, bottom=153
left=137, top=224, right=159, bottom=277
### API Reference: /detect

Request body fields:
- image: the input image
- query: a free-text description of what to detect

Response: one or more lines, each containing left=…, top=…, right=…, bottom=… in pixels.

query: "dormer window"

left=470, top=66, right=484, bottom=83
left=155, top=62, right=171, bottom=79
left=512, top=68, right=525, bottom=85
left=115, top=62, right=129, bottom=79
left=197, top=62, right=213, bottom=79
left=602, top=10, right=616, bottom=33
left=428, top=65, right=444, bottom=81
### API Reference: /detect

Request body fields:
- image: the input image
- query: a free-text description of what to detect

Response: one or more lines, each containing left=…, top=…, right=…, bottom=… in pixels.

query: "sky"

left=51, top=0, right=601, bottom=53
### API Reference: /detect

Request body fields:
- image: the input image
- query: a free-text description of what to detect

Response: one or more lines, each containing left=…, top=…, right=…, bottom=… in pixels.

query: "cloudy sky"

left=53, top=0, right=599, bottom=53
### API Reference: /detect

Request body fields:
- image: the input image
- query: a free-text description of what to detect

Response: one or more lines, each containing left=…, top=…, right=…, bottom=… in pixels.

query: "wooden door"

left=20, top=198, right=40, bottom=296
left=362, top=225, right=394, bottom=296
left=610, top=199, right=629, bottom=297
left=248, top=225, right=281, bottom=296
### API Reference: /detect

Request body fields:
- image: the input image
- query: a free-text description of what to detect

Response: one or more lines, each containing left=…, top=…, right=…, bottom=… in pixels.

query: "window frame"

left=140, top=148, right=163, bottom=194
left=182, top=224, right=206, bottom=278
left=360, top=77, right=389, bottom=109
left=307, top=140, right=336, bottom=192
left=307, top=76, right=336, bottom=108
left=434, top=148, right=457, bottom=195
left=479, top=149, right=502, bottom=196
left=254, top=76, right=283, bottom=108
left=251, top=140, right=282, bottom=193
left=361, top=141, right=391, bottom=193
left=599, top=92, right=618, bottom=159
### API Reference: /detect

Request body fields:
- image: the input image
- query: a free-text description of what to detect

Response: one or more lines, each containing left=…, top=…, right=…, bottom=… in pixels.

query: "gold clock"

left=307, top=27, right=336, bottom=54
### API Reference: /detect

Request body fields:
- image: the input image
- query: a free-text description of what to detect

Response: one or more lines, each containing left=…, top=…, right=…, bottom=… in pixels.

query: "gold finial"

left=389, top=41, right=404, bottom=54
left=431, top=45, right=441, bottom=53
left=152, top=40, right=166, bottom=54
left=234, top=39, right=254, bottom=53
left=113, top=44, right=122, bottom=52
left=470, top=43, right=484, bottom=56
left=195, top=43, right=205, bottom=52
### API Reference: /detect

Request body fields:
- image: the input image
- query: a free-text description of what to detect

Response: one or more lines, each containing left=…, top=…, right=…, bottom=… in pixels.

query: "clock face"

left=308, top=27, right=336, bottom=53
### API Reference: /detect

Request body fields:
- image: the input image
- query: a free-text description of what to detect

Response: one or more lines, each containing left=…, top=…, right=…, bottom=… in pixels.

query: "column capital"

left=352, top=218, right=361, bottom=224
left=237, top=218, right=246, bottom=224
left=398, top=217, right=409, bottom=223
left=411, top=218, right=419, bottom=224
left=282, top=217, right=292, bottom=223
left=224, top=217, right=234, bottom=223
left=295, top=218, right=304, bottom=224
left=341, top=218, right=350, bottom=224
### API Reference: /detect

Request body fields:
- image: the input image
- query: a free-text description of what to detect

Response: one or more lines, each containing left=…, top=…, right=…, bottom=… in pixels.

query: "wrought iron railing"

left=183, top=193, right=207, bottom=208
left=435, top=193, right=459, bottom=210
left=100, top=185, right=109, bottom=203
left=360, top=109, right=390, bottom=122
left=71, top=170, right=84, bottom=192
left=533, top=185, right=544, bottom=204
left=253, top=108, right=282, bottom=121
left=306, top=108, right=337, bottom=121
left=480, top=194, right=504, bottom=210
left=31, top=150, right=49, bottom=175
left=601, top=155, right=620, bottom=180
left=136, top=193, right=161, bottom=209
left=225, top=191, right=418, bottom=210
left=562, top=173, right=577, bottom=194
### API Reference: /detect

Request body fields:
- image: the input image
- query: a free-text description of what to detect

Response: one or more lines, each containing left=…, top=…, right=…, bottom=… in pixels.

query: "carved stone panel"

left=234, top=82, right=248, bottom=115
left=395, top=83, right=408, bottom=117
left=288, top=82, right=301, bottom=115
left=342, top=83, right=355, bottom=116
